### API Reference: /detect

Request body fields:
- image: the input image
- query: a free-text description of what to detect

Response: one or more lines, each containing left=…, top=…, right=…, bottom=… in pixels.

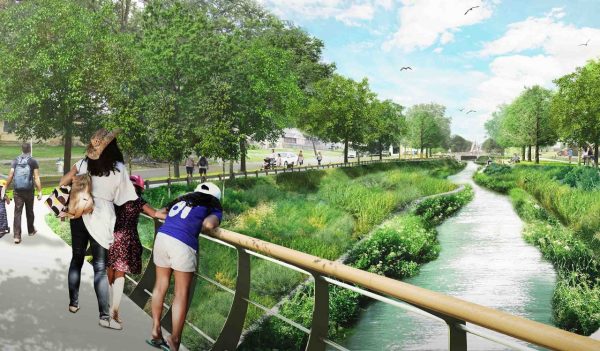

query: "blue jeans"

left=68, top=218, right=110, bottom=319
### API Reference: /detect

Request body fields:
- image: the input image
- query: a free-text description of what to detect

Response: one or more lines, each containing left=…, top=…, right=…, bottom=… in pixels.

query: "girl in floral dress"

left=107, top=175, right=165, bottom=325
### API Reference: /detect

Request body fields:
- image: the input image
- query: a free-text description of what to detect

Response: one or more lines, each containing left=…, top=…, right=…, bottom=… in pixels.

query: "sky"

left=257, top=0, right=600, bottom=143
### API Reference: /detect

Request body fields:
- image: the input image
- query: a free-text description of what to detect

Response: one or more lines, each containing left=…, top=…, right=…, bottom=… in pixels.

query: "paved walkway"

left=0, top=199, right=163, bottom=350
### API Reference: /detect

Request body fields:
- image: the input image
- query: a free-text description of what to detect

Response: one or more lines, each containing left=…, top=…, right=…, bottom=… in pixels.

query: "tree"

left=406, top=103, right=450, bottom=157
left=482, top=138, right=504, bottom=154
left=302, top=75, right=377, bottom=163
left=552, top=59, right=600, bottom=166
left=509, top=86, right=556, bottom=163
left=368, top=100, right=407, bottom=160
left=137, top=0, right=226, bottom=177
left=449, top=135, right=472, bottom=152
left=0, top=0, right=128, bottom=173
left=222, top=37, right=303, bottom=172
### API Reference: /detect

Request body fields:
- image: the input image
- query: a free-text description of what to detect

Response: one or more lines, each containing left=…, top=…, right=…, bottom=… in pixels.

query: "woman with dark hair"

left=147, top=182, right=222, bottom=351
left=59, top=128, right=138, bottom=330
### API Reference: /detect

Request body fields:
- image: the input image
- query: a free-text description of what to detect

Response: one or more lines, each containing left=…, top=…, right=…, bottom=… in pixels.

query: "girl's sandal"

left=68, top=305, right=80, bottom=313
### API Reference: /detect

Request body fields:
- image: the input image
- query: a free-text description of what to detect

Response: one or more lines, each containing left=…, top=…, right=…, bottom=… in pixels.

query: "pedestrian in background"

left=567, top=147, right=573, bottom=164
left=184, top=155, right=195, bottom=178
left=4, top=142, right=42, bottom=244
left=198, top=155, right=208, bottom=179
left=298, top=150, right=304, bottom=166
left=317, top=152, right=323, bottom=166
left=0, top=180, right=9, bottom=237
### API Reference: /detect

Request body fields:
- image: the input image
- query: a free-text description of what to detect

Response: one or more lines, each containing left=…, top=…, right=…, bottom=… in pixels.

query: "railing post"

left=447, top=319, right=468, bottom=351
left=305, top=275, right=328, bottom=351
left=128, top=219, right=161, bottom=309
left=212, top=247, right=251, bottom=350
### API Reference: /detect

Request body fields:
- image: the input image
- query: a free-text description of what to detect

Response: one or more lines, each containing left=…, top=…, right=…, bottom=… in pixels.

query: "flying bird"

left=464, top=6, right=480, bottom=15
left=466, top=110, right=477, bottom=114
left=578, top=39, right=590, bottom=47
left=459, top=108, right=465, bottom=112
left=400, top=66, right=412, bottom=71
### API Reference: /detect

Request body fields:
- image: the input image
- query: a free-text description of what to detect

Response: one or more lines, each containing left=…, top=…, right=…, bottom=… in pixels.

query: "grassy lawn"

left=0, top=142, right=85, bottom=160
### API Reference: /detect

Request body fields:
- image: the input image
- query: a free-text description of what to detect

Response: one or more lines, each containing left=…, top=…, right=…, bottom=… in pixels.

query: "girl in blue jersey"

left=147, top=182, right=222, bottom=351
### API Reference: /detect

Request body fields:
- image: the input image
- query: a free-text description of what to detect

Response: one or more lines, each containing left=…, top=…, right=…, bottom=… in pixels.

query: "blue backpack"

left=14, top=156, right=33, bottom=191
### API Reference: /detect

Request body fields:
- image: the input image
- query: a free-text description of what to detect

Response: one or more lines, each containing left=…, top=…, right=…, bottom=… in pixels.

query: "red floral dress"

left=108, top=198, right=145, bottom=274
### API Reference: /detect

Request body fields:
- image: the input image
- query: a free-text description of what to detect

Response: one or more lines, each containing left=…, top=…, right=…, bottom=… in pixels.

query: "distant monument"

left=470, top=141, right=482, bottom=155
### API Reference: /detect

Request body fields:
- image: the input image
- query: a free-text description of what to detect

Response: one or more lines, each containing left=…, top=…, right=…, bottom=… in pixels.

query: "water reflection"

left=342, top=162, right=556, bottom=350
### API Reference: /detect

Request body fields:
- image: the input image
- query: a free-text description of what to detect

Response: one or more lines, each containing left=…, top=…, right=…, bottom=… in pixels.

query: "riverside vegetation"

left=474, top=163, right=600, bottom=335
left=47, top=159, right=470, bottom=349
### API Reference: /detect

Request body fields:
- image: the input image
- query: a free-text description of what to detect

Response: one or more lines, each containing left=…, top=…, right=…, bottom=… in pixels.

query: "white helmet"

left=195, top=182, right=221, bottom=200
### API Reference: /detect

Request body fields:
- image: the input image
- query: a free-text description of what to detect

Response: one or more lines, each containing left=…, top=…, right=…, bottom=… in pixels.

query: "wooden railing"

left=124, top=221, right=600, bottom=351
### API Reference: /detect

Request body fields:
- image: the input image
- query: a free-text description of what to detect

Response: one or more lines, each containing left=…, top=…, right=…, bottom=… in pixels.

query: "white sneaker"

left=99, top=317, right=123, bottom=330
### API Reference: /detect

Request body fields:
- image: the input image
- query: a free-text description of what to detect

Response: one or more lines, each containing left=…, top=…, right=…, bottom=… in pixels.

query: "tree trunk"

left=379, top=141, right=383, bottom=161
left=173, top=161, right=180, bottom=178
left=595, top=144, right=599, bottom=168
left=527, top=145, right=532, bottom=162
left=240, top=139, right=247, bottom=172
left=535, top=144, right=540, bottom=164
left=127, top=155, right=132, bottom=174
left=63, top=123, right=73, bottom=175
left=229, top=160, right=234, bottom=180
left=521, top=146, right=526, bottom=161
left=311, top=138, right=318, bottom=157
left=344, top=139, right=349, bottom=163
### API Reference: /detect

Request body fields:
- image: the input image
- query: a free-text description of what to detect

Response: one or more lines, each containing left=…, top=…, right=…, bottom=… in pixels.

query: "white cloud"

left=383, top=0, right=497, bottom=52
left=433, top=47, right=443, bottom=54
left=470, top=8, right=600, bottom=136
left=258, top=0, right=391, bottom=26
left=336, top=4, right=376, bottom=26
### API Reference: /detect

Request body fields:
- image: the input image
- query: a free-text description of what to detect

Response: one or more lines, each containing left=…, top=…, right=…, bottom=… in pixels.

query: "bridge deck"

left=0, top=200, right=161, bottom=351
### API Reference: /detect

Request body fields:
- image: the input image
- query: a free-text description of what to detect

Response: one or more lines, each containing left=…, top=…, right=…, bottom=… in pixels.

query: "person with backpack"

left=198, top=155, right=208, bottom=178
left=4, top=143, right=42, bottom=244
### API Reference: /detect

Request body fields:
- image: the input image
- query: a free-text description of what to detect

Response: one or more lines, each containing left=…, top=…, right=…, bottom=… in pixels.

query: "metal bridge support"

left=447, top=318, right=467, bottom=351
left=129, top=219, right=162, bottom=309
left=212, top=247, right=251, bottom=351
left=305, top=275, right=329, bottom=351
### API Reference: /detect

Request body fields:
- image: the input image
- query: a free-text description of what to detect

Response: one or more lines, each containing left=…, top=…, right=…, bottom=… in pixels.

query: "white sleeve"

left=113, top=163, right=138, bottom=206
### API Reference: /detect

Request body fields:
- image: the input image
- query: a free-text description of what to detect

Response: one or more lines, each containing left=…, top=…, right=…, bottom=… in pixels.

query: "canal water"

left=342, top=162, right=556, bottom=350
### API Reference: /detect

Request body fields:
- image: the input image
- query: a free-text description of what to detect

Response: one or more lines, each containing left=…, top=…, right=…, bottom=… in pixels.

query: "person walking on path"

left=184, top=155, right=195, bottom=178
left=568, top=147, right=573, bottom=164
left=59, top=129, right=138, bottom=330
left=198, top=155, right=208, bottom=179
left=317, top=152, right=323, bottom=166
left=107, top=175, right=164, bottom=325
left=147, top=182, right=222, bottom=351
left=298, top=150, right=304, bottom=166
left=0, top=180, right=9, bottom=237
left=4, top=142, right=42, bottom=244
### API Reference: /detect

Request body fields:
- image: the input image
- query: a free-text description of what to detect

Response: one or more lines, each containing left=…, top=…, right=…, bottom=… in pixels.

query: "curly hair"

left=86, top=139, right=124, bottom=177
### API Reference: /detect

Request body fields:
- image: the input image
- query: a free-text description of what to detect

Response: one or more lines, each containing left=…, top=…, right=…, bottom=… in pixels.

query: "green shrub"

left=414, top=186, right=474, bottom=226
left=483, top=163, right=512, bottom=176
left=561, top=167, right=600, bottom=191
left=473, top=172, right=514, bottom=193
left=552, top=273, right=600, bottom=335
